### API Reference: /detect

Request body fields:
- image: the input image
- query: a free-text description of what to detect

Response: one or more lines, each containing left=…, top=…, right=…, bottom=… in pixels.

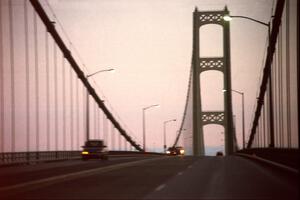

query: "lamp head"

left=223, top=15, right=232, bottom=21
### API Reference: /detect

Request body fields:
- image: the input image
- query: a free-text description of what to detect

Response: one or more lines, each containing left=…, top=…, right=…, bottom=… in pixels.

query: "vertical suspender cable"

left=54, top=43, right=58, bottom=150
left=103, top=117, right=108, bottom=144
left=24, top=0, right=30, bottom=152
left=97, top=106, right=99, bottom=139
left=94, top=101, right=96, bottom=138
left=9, top=0, right=16, bottom=152
left=261, top=116, right=264, bottom=147
left=263, top=103, right=266, bottom=147
left=99, top=111, right=102, bottom=140
left=266, top=89, right=271, bottom=146
left=34, top=11, right=39, bottom=151
left=70, top=66, right=73, bottom=150
left=261, top=102, right=264, bottom=147
left=82, top=86, right=86, bottom=142
left=275, top=44, right=280, bottom=147
left=267, top=91, right=270, bottom=146
left=253, top=128, right=256, bottom=147
left=278, top=24, right=284, bottom=147
left=124, top=139, right=127, bottom=151
left=277, top=25, right=281, bottom=147
left=297, top=0, right=300, bottom=148
left=62, top=57, right=66, bottom=150
left=98, top=109, right=100, bottom=139
left=111, top=124, right=115, bottom=150
left=257, top=120, right=260, bottom=147
left=119, top=130, right=122, bottom=150
left=265, top=91, right=268, bottom=146
left=0, top=0, right=4, bottom=153
left=76, top=75, right=79, bottom=149
left=253, top=127, right=257, bottom=147
left=45, top=30, right=50, bottom=151
left=285, top=0, right=291, bottom=147
left=273, top=52, right=278, bottom=147
left=259, top=117, right=264, bottom=147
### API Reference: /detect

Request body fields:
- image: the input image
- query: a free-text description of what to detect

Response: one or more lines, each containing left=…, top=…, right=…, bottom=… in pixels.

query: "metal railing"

left=0, top=150, right=163, bottom=167
left=0, top=151, right=81, bottom=166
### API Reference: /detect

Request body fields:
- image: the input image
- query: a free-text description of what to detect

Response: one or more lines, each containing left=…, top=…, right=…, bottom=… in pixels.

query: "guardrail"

left=237, top=148, right=299, bottom=170
left=0, top=151, right=164, bottom=167
left=0, top=151, right=82, bottom=166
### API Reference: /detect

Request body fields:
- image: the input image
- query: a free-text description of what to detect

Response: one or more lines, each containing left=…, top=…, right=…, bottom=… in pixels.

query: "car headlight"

left=81, top=151, right=89, bottom=155
left=166, top=151, right=170, bottom=154
left=180, top=149, right=185, bottom=154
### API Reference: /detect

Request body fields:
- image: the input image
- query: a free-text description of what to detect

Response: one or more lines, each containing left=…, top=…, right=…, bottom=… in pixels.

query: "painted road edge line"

left=0, top=156, right=170, bottom=193
left=236, top=153, right=299, bottom=175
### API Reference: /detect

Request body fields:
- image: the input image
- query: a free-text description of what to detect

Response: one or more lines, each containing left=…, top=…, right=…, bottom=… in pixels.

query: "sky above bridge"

left=44, top=0, right=273, bottom=153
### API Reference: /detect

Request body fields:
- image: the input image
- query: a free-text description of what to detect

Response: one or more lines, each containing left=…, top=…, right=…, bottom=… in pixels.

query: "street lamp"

left=163, top=119, right=176, bottom=153
left=223, top=15, right=270, bottom=32
left=86, top=68, right=115, bottom=141
left=86, top=68, right=115, bottom=78
left=142, top=104, right=159, bottom=152
left=223, top=89, right=245, bottom=149
left=223, top=14, right=274, bottom=148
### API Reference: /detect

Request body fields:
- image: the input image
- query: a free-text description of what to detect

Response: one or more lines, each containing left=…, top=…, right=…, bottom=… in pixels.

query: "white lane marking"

left=155, top=184, right=166, bottom=191
left=0, top=156, right=169, bottom=193
left=177, top=172, right=183, bottom=176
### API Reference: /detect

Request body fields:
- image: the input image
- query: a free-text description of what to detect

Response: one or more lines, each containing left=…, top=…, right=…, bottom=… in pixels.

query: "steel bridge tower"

left=192, top=7, right=234, bottom=156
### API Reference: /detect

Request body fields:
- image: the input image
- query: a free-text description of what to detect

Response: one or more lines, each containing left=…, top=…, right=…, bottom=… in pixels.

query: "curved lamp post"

left=223, top=89, right=245, bottom=149
left=163, top=119, right=176, bottom=153
left=142, top=104, right=159, bottom=152
left=86, top=68, right=115, bottom=141
left=223, top=14, right=274, bottom=148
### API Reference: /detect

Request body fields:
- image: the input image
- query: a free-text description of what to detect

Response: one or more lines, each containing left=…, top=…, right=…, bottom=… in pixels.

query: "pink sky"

left=44, top=0, right=273, bottom=152
left=3, top=0, right=297, bottom=154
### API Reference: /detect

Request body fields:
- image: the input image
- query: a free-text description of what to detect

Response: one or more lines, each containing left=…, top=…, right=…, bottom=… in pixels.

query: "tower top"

left=224, top=5, right=229, bottom=12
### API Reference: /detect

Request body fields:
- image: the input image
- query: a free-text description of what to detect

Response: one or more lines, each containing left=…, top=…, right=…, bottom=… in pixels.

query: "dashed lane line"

left=155, top=184, right=166, bottom=191
left=177, top=172, right=183, bottom=176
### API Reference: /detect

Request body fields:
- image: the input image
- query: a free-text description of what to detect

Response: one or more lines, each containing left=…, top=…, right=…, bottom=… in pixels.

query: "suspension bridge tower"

left=192, top=7, right=235, bottom=156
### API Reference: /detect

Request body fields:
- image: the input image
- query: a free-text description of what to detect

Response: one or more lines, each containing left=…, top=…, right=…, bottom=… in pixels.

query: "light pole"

left=223, top=15, right=270, bottom=34
left=142, top=104, right=159, bottom=152
left=223, top=89, right=245, bottom=149
left=86, top=68, right=115, bottom=141
left=223, top=14, right=274, bottom=148
left=163, top=119, right=176, bottom=153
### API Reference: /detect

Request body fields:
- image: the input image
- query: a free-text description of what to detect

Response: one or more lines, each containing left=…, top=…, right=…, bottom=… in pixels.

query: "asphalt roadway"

left=0, top=155, right=298, bottom=199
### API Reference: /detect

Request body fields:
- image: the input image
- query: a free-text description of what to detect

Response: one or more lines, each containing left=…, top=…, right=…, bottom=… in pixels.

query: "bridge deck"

left=0, top=155, right=298, bottom=199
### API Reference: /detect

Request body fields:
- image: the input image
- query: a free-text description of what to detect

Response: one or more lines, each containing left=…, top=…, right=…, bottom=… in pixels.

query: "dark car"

left=81, top=140, right=108, bottom=160
left=216, top=151, right=224, bottom=156
left=166, top=146, right=185, bottom=155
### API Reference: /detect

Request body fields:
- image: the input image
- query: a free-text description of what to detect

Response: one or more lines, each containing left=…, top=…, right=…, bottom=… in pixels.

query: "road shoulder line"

left=0, top=156, right=169, bottom=195
left=236, top=153, right=299, bottom=175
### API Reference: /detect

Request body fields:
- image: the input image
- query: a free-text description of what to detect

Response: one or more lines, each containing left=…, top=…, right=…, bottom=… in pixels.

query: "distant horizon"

left=147, top=145, right=225, bottom=156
